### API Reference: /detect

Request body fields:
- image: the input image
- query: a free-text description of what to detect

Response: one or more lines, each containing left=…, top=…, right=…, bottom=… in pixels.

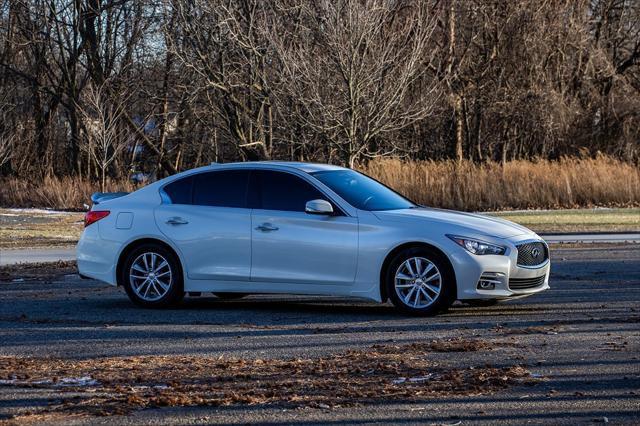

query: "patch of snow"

left=57, top=376, right=99, bottom=386
left=393, top=374, right=434, bottom=384
left=6, top=208, right=73, bottom=215
left=0, top=376, right=98, bottom=387
left=408, top=374, right=433, bottom=383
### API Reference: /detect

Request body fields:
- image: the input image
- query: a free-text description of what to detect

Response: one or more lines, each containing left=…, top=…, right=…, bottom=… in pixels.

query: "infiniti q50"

left=77, top=162, right=550, bottom=315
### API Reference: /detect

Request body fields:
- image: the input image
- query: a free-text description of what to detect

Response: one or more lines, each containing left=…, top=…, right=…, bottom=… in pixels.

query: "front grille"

left=516, top=241, right=548, bottom=267
left=509, top=275, right=546, bottom=290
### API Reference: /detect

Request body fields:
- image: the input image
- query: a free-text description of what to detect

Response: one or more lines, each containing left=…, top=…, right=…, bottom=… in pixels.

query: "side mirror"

left=305, top=199, right=334, bottom=215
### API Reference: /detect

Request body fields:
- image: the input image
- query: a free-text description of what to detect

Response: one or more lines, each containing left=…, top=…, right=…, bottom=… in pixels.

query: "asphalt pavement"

left=0, top=248, right=76, bottom=266
left=0, top=244, right=639, bottom=424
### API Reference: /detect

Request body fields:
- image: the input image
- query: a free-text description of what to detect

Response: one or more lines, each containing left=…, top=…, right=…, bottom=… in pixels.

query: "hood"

left=372, top=207, right=532, bottom=239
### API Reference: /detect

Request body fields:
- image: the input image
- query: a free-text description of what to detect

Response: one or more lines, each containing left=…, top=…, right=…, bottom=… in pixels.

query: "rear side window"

left=163, top=176, right=193, bottom=205
left=193, top=170, right=249, bottom=208
left=252, top=170, right=326, bottom=212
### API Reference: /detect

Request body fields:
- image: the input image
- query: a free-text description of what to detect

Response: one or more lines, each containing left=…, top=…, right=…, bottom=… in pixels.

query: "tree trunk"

left=453, top=94, right=465, bottom=162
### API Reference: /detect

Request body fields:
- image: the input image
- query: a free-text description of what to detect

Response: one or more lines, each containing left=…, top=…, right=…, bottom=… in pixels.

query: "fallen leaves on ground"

left=0, top=341, right=532, bottom=420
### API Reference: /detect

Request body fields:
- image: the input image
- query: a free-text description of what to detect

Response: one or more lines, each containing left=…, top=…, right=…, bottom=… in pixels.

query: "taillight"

left=84, top=210, right=110, bottom=227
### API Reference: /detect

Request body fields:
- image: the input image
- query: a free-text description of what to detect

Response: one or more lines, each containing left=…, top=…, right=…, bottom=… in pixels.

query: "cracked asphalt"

left=0, top=244, right=639, bottom=425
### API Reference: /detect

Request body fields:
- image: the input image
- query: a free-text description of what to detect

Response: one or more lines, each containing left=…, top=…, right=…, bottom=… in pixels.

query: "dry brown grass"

left=0, top=156, right=638, bottom=211
left=361, top=155, right=640, bottom=211
left=0, top=176, right=138, bottom=211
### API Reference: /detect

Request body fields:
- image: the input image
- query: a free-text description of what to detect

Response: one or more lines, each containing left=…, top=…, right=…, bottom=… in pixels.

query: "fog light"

left=477, top=272, right=504, bottom=290
left=478, top=280, right=496, bottom=290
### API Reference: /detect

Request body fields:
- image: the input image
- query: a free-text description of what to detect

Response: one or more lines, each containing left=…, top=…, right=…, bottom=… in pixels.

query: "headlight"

left=447, top=235, right=506, bottom=255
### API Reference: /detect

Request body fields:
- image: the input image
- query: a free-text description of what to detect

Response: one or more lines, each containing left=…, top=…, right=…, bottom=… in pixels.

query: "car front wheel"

left=385, top=247, right=455, bottom=316
left=121, top=244, right=184, bottom=308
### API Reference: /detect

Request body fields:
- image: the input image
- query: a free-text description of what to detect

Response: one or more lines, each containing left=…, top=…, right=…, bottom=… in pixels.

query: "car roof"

left=211, top=161, right=347, bottom=173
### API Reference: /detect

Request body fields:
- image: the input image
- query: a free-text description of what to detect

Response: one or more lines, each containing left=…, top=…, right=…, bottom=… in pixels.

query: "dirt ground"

left=0, top=209, right=83, bottom=249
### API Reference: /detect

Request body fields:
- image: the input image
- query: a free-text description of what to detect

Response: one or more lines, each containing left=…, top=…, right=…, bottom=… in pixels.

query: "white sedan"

left=77, top=161, right=550, bottom=315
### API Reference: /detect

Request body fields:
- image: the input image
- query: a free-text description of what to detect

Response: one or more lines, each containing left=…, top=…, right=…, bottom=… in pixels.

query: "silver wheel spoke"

left=423, top=272, right=440, bottom=283
left=414, top=258, right=422, bottom=275
left=404, top=260, right=416, bottom=277
left=154, top=261, right=169, bottom=273
left=132, top=264, right=146, bottom=273
left=135, top=277, right=149, bottom=291
left=150, top=281, right=161, bottom=296
left=419, top=287, right=433, bottom=302
left=403, top=286, right=416, bottom=304
left=142, top=280, right=152, bottom=298
left=425, top=283, right=440, bottom=295
left=396, top=273, right=413, bottom=281
left=420, top=263, right=434, bottom=278
left=155, top=279, right=169, bottom=291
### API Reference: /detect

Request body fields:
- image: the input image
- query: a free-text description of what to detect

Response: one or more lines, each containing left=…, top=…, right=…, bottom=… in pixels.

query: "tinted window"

left=253, top=170, right=326, bottom=212
left=311, top=170, right=415, bottom=211
left=192, top=170, right=249, bottom=208
left=163, top=176, right=193, bottom=204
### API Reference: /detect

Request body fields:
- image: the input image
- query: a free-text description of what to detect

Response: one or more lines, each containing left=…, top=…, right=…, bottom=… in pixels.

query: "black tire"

left=385, top=247, right=455, bottom=316
left=213, top=292, right=247, bottom=300
left=120, top=243, right=184, bottom=308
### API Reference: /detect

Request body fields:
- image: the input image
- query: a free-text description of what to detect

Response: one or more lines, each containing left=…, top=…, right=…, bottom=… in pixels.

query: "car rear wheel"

left=385, top=247, right=455, bottom=316
left=122, top=244, right=184, bottom=308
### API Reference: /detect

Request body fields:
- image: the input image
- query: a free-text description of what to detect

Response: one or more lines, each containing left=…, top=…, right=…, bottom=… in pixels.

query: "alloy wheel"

left=129, top=252, right=173, bottom=302
left=394, top=256, right=442, bottom=309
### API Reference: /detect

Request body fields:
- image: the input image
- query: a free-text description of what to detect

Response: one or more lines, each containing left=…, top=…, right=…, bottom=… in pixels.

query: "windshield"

left=311, top=170, right=416, bottom=211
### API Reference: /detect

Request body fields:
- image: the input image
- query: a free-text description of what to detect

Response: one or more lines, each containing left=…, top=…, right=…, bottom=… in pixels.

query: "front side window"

left=252, top=170, right=327, bottom=212
left=311, top=169, right=415, bottom=211
left=192, top=170, right=250, bottom=208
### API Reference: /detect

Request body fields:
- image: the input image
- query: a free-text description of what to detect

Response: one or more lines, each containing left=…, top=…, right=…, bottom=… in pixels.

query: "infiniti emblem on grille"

left=531, top=247, right=541, bottom=258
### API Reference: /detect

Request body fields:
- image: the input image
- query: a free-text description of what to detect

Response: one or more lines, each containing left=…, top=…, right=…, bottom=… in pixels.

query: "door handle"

left=255, top=223, right=279, bottom=232
left=166, top=217, right=189, bottom=225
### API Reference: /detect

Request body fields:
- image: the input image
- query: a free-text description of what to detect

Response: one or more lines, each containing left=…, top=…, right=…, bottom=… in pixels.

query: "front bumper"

left=451, top=236, right=550, bottom=300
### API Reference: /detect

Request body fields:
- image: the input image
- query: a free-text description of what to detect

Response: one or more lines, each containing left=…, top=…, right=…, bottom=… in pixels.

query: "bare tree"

left=270, top=0, right=442, bottom=167
left=0, top=92, right=14, bottom=169
left=170, top=0, right=274, bottom=161
left=0, top=122, right=13, bottom=169
left=78, top=83, right=128, bottom=191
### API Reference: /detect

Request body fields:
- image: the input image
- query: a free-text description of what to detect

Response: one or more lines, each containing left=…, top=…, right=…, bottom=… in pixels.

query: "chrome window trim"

left=158, top=165, right=354, bottom=217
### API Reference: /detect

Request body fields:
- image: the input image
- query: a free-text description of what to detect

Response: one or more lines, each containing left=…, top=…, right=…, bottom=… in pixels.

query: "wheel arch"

left=379, top=241, right=457, bottom=302
left=116, top=238, right=184, bottom=286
